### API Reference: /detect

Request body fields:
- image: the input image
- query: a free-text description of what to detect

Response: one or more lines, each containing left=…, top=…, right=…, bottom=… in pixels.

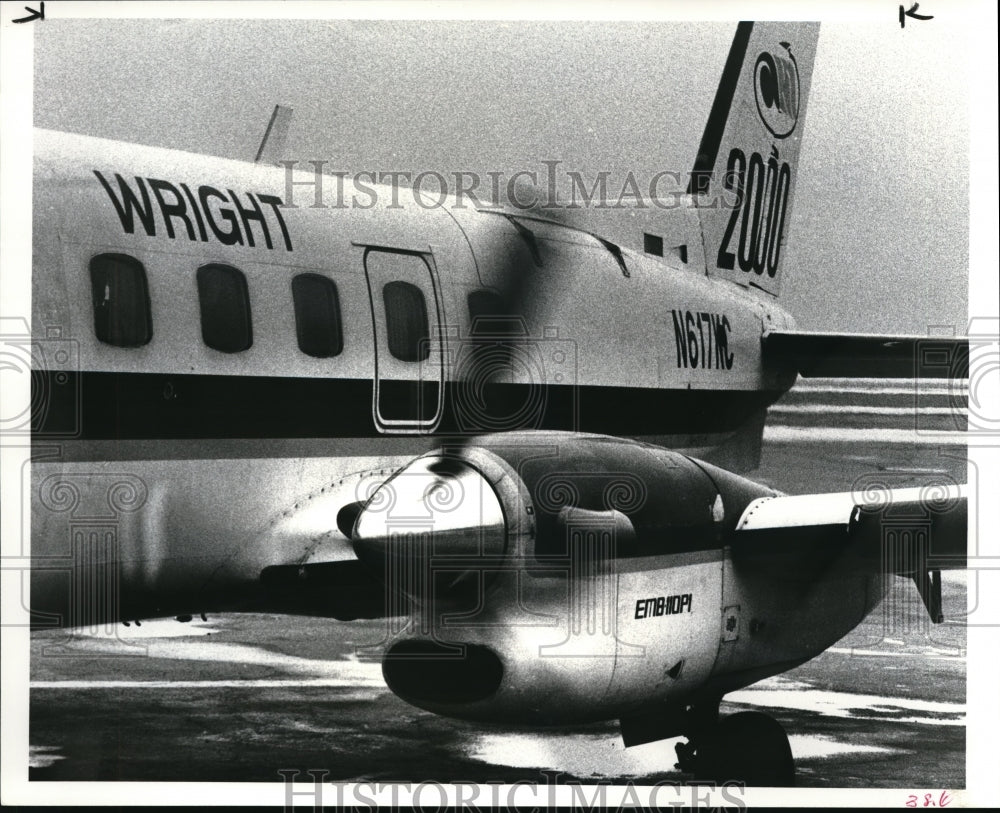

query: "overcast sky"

left=33, top=14, right=972, bottom=333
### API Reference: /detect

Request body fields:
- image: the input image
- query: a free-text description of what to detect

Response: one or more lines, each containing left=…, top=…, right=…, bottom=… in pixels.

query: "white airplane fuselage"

left=26, top=127, right=890, bottom=722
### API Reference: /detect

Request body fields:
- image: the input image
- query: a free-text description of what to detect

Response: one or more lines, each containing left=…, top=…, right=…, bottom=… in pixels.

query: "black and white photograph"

left=1, top=1, right=998, bottom=807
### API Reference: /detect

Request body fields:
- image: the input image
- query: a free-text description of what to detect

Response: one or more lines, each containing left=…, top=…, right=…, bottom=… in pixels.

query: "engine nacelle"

left=350, top=431, right=779, bottom=725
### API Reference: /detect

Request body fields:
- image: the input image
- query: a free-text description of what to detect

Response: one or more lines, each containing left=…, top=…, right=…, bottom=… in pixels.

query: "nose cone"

left=352, top=456, right=507, bottom=596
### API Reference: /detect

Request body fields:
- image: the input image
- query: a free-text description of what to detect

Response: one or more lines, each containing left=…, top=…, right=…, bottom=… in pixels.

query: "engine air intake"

left=383, top=640, right=503, bottom=704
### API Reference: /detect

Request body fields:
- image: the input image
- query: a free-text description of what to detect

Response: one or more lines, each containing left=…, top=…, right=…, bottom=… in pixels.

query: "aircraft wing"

left=258, top=559, right=393, bottom=620
left=254, top=498, right=393, bottom=621
left=733, top=485, right=967, bottom=622
left=762, top=330, right=969, bottom=378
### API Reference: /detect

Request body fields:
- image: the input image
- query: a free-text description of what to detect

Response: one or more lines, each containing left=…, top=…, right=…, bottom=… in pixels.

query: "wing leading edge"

left=734, top=485, right=967, bottom=622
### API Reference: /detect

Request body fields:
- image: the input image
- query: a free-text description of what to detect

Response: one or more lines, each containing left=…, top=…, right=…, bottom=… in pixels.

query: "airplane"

left=22, top=21, right=970, bottom=787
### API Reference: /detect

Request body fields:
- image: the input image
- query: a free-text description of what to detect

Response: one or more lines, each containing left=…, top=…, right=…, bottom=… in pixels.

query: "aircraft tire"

left=693, top=711, right=795, bottom=787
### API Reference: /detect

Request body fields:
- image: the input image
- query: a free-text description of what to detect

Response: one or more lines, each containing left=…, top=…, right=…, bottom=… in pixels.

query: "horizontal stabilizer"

left=763, top=330, right=969, bottom=378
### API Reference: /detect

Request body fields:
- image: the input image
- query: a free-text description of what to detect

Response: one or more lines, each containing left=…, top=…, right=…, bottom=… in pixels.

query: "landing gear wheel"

left=693, top=711, right=795, bottom=787
left=674, top=739, right=697, bottom=773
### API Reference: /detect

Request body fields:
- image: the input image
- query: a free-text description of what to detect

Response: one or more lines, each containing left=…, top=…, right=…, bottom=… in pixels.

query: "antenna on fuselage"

left=254, top=104, right=293, bottom=164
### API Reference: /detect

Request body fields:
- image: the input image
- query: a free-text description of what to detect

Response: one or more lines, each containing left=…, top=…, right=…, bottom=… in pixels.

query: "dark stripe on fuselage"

left=31, top=371, right=786, bottom=441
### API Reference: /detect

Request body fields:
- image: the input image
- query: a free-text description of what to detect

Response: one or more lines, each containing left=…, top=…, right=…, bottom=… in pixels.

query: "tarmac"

left=27, top=379, right=969, bottom=788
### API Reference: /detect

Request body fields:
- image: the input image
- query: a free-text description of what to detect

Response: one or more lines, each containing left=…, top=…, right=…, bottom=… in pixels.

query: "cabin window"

left=196, top=264, right=252, bottom=353
left=643, top=233, right=664, bottom=257
left=291, top=273, right=343, bottom=358
left=89, top=253, right=152, bottom=347
left=383, top=280, right=429, bottom=362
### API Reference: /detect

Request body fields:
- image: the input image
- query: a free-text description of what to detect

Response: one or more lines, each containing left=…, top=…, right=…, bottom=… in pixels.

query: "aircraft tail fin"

left=690, top=22, right=820, bottom=296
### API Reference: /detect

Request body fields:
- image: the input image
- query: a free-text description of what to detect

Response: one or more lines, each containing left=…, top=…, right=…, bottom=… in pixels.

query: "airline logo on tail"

left=693, top=23, right=820, bottom=297
left=753, top=42, right=801, bottom=139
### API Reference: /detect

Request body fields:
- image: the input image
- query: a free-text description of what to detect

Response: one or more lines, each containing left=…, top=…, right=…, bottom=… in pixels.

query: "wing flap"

left=763, top=330, right=969, bottom=378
